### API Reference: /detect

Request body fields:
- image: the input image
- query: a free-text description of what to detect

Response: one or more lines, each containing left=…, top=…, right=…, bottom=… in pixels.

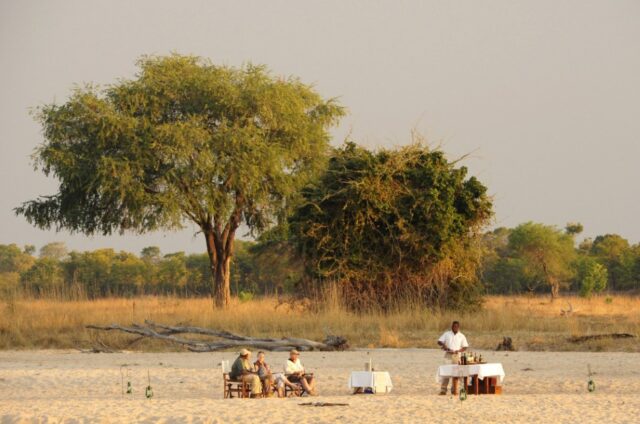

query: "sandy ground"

left=1, top=349, right=639, bottom=423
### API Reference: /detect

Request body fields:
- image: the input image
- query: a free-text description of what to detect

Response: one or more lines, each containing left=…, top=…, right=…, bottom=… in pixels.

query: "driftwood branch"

left=86, top=321, right=348, bottom=352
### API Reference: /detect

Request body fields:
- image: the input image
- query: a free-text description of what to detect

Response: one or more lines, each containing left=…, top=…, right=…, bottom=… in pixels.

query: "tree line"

left=482, top=223, right=640, bottom=297
left=2, top=223, right=638, bottom=300
left=0, top=241, right=297, bottom=299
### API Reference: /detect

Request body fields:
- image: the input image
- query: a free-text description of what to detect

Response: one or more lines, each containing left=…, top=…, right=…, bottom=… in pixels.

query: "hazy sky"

left=1, top=0, right=639, bottom=255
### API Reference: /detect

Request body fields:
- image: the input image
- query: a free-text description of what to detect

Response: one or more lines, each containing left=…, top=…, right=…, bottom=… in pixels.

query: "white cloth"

left=348, top=371, right=393, bottom=394
left=285, top=358, right=304, bottom=374
left=436, top=363, right=506, bottom=384
left=438, top=330, right=469, bottom=352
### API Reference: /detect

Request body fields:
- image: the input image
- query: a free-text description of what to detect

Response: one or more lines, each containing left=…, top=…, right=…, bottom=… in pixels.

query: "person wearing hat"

left=230, top=348, right=262, bottom=397
left=284, top=349, right=317, bottom=396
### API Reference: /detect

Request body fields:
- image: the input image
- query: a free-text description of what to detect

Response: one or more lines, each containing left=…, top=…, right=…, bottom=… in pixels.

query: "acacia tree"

left=507, top=222, right=576, bottom=299
left=16, top=55, right=343, bottom=307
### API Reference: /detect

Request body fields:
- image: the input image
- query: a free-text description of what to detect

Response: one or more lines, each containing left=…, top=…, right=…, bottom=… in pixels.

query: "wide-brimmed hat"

left=290, top=349, right=300, bottom=355
left=239, top=348, right=251, bottom=356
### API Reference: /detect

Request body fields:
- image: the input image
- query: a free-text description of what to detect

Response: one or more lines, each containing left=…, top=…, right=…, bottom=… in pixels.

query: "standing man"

left=437, top=321, right=469, bottom=395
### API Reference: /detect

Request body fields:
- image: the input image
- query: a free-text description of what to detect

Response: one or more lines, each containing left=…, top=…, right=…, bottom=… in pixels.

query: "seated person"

left=230, top=348, right=262, bottom=398
left=284, top=349, right=317, bottom=396
left=253, top=351, right=276, bottom=397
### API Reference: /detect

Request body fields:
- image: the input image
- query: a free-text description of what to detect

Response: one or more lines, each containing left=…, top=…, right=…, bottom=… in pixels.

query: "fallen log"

left=568, top=333, right=635, bottom=343
left=86, top=321, right=348, bottom=352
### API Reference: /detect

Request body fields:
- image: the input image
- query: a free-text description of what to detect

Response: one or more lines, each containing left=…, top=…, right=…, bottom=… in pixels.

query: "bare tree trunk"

left=550, top=278, right=559, bottom=300
left=541, top=260, right=558, bottom=301
left=203, top=220, right=237, bottom=309
left=204, top=228, right=223, bottom=308
left=214, top=253, right=232, bottom=307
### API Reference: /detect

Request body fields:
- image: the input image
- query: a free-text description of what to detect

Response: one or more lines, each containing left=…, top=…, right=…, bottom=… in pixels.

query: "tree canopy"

left=16, top=54, right=344, bottom=307
left=506, top=222, right=576, bottom=299
left=289, top=141, right=492, bottom=310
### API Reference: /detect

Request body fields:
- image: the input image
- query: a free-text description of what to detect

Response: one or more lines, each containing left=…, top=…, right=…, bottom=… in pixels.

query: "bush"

left=579, top=260, right=608, bottom=298
left=238, top=291, right=254, bottom=302
left=290, top=141, right=492, bottom=311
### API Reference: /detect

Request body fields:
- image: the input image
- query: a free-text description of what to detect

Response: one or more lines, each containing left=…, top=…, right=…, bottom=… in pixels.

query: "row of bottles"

left=458, top=352, right=483, bottom=365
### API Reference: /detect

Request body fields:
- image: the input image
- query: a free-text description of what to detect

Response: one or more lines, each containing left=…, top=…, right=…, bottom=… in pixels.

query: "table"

left=348, top=371, right=393, bottom=394
left=436, top=363, right=505, bottom=395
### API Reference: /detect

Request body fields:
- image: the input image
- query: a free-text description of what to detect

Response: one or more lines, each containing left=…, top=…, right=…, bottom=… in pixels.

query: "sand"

left=1, top=349, right=639, bottom=423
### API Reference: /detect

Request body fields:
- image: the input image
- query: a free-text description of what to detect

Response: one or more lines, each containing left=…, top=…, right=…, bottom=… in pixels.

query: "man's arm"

left=437, top=333, right=450, bottom=352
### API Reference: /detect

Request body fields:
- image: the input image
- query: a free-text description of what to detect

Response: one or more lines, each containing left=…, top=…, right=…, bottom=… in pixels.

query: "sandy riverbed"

left=1, top=349, right=639, bottom=423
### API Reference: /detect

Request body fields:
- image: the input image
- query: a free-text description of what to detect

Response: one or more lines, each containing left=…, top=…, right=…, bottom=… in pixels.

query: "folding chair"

left=221, top=360, right=249, bottom=399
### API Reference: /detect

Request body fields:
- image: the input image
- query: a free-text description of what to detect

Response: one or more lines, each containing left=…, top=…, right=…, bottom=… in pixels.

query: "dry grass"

left=0, top=295, right=638, bottom=352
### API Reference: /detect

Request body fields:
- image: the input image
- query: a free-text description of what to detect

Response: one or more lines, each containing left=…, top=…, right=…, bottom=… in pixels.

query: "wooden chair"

left=222, top=360, right=250, bottom=399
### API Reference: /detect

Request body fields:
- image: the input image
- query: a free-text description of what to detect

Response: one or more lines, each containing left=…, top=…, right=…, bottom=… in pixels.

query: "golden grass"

left=0, top=295, right=638, bottom=352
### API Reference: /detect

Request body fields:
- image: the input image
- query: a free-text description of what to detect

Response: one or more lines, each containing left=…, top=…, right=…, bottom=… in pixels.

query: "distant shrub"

left=238, top=291, right=254, bottom=302
left=579, top=261, right=608, bottom=298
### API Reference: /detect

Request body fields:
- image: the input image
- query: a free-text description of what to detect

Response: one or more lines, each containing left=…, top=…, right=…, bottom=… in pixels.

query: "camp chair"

left=222, top=360, right=250, bottom=399
left=284, top=373, right=315, bottom=397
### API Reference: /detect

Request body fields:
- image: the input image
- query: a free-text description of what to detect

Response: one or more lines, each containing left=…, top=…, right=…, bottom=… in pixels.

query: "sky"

left=1, top=0, right=639, bottom=255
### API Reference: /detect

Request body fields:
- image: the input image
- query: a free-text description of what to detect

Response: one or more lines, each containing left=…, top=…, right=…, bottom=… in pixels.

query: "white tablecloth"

left=348, top=371, right=393, bottom=394
left=436, top=363, right=505, bottom=384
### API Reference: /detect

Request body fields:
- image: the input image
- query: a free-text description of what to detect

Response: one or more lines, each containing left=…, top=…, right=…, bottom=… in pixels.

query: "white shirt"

left=285, top=358, right=304, bottom=374
left=438, top=330, right=469, bottom=352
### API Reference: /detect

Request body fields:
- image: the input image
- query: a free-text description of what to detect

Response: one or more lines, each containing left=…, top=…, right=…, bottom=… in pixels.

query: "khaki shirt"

left=230, top=356, right=253, bottom=380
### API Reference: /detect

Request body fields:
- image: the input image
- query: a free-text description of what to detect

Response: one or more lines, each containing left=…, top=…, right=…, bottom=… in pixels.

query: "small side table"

left=348, top=371, right=393, bottom=394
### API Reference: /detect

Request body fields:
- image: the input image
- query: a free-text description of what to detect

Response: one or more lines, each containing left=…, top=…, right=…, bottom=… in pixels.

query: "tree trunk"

left=550, top=280, right=559, bottom=300
left=541, top=259, right=559, bottom=301
left=203, top=224, right=235, bottom=309
left=215, top=253, right=232, bottom=307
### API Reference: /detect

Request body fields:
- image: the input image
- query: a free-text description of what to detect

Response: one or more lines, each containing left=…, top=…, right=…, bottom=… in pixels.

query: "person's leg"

left=304, top=375, right=318, bottom=395
left=299, top=377, right=312, bottom=393
left=263, top=376, right=274, bottom=397
left=450, top=353, right=460, bottom=395
left=252, top=375, right=263, bottom=396
left=440, top=377, right=450, bottom=395
left=440, top=353, right=460, bottom=395
left=243, top=374, right=262, bottom=397
left=282, top=376, right=297, bottom=390
left=276, top=380, right=285, bottom=398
